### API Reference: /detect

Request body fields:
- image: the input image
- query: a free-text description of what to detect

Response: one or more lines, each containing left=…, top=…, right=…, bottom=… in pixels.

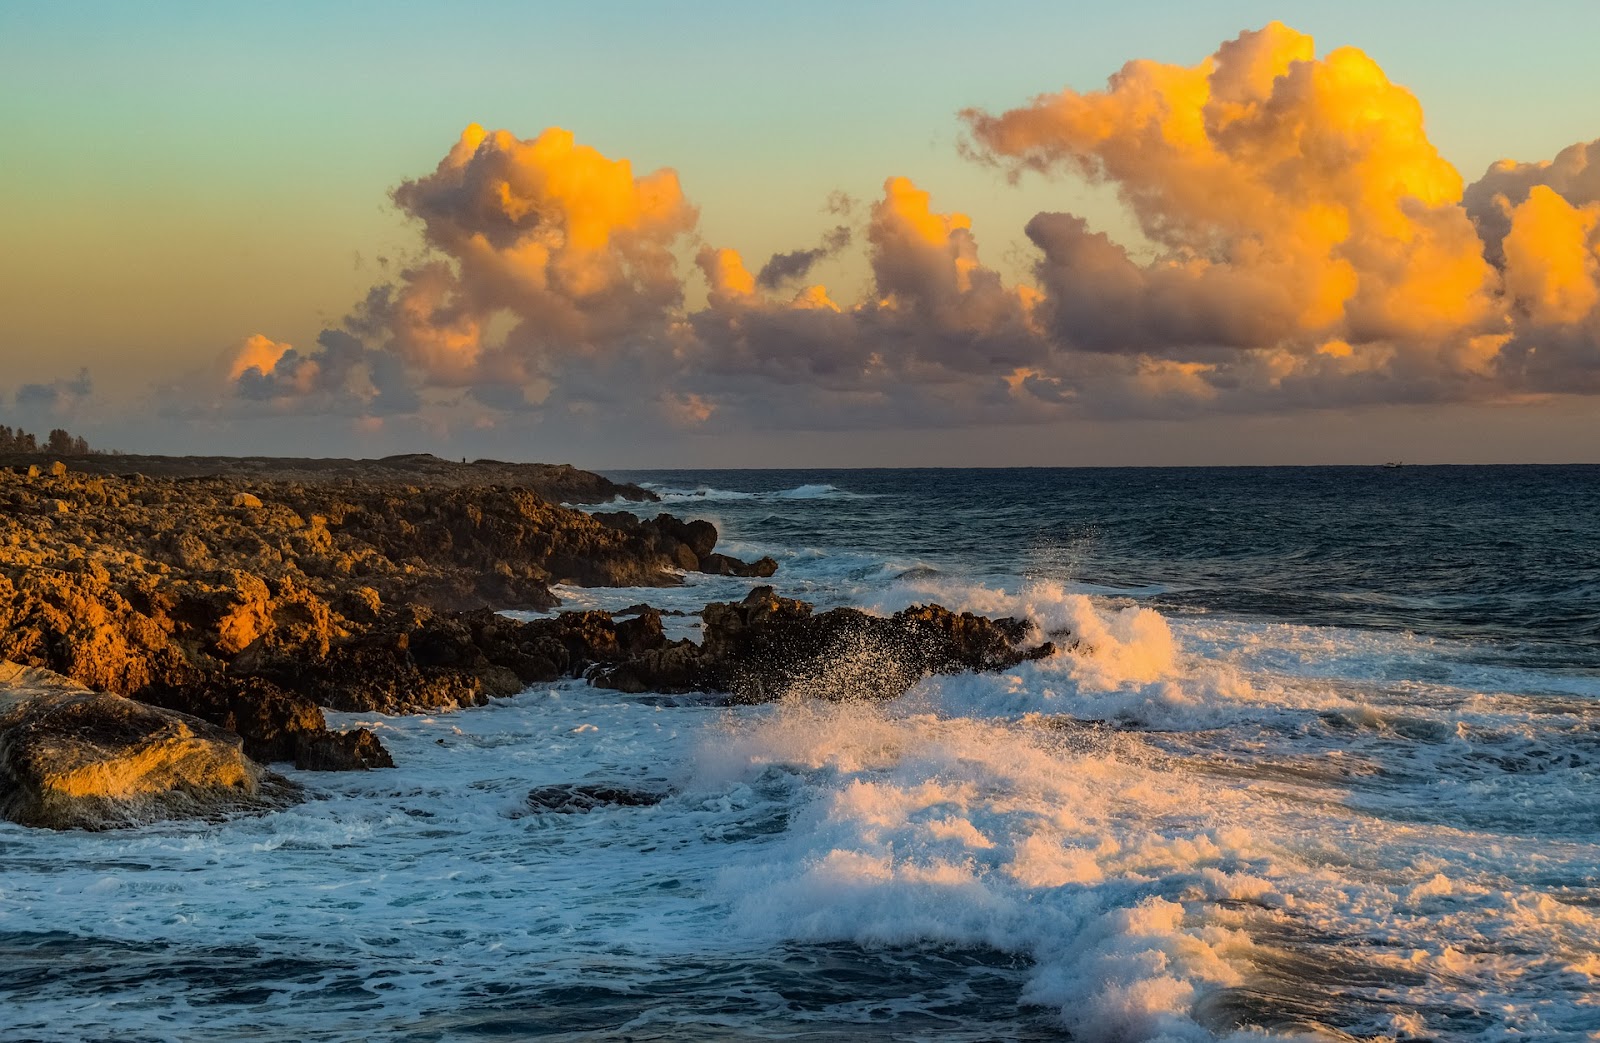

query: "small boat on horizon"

left=1383, top=461, right=1403, bottom=468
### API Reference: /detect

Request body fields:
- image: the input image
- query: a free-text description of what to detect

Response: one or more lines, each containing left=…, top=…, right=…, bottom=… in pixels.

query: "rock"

left=592, top=642, right=705, bottom=694
left=255, top=605, right=673, bottom=713
left=0, top=462, right=752, bottom=767
left=615, top=602, right=688, bottom=617
left=293, top=727, right=394, bottom=771
left=49, top=461, right=67, bottom=477
left=25, top=464, right=39, bottom=478
left=0, top=662, right=288, bottom=830
left=588, top=510, right=774, bottom=579
left=699, top=552, right=779, bottom=577
left=525, top=783, right=665, bottom=813
left=135, top=675, right=340, bottom=765
left=592, top=587, right=1059, bottom=703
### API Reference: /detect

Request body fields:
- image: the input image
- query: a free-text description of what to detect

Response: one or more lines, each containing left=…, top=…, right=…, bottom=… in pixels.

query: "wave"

left=641, top=481, right=874, bottom=504
left=683, top=585, right=1600, bottom=1039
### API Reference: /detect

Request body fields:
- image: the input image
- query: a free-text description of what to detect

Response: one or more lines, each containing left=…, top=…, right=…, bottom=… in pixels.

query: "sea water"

left=2, top=466, right=1597, bottom=1041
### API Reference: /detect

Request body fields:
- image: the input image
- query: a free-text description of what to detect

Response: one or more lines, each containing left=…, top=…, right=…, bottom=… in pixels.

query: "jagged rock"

left=136, top=675, right=342, bottom=765
left=615, top=603, right=689, bottom=617
left=3, top=452, right=659, bottom=505
left=293, top=727, right=394, bottom=771
left=592, top=587, right=1058, bottom=703
left=0, top=461, right=764, bottom=766
left=0, top=662, right=289, bottom=830
left=589, top=510, right=772, bottom=579
left=593, top=643, right=705, bottom=694
left=698, top=552, right=779, bottom=577
left=256, top=606, right=673, bottom=713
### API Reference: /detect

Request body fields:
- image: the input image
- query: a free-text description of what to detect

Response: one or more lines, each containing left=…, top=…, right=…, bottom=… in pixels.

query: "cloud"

left=217, top=330, right=419, bottom=416
left=756, top=225, right=851, bottom=289
left=964, top=21, right=1499, bottom=355
left=1463, top=138, right=1600, bottom=266
left=198, top=26, right=1600, bottom=438
left=385, top=124, right=697, bottom=371
left=1460, top=138, right=1600, bottom=392
left=15, top=368, right=93, bottom=409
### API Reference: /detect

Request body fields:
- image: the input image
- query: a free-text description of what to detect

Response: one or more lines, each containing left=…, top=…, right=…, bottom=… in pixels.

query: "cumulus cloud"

left=205, top=25, right=1600, bottom=435
left=388, top=124, right=696, bottom=368
left=965, top=22, right=1499, bottom=354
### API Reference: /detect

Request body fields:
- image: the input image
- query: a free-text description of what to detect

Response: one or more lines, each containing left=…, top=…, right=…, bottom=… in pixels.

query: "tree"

left=0, top=424, right=96, bottom=455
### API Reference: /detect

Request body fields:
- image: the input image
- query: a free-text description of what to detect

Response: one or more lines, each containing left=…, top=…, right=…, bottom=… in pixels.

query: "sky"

left=2, top=0, right=1598, bottom=466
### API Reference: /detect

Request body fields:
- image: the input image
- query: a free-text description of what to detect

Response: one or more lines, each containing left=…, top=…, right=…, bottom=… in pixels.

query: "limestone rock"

left=0, top=662, right=289, bottom=830
left=0, top=459, right=776, bottom=778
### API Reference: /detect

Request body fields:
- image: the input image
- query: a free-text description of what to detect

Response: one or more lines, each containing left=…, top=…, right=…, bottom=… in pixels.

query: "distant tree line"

left=0, top=424, right=97, bottom=455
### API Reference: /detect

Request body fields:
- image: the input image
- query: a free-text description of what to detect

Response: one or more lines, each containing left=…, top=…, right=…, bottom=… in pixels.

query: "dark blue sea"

left=4, top=465, right=1597, bottom=1041
left=613, top=465, right=1600, bottom=672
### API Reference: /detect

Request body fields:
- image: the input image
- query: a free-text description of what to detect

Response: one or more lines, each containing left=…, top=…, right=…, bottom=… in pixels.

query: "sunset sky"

left=3, top=0, right=1598, bottom=466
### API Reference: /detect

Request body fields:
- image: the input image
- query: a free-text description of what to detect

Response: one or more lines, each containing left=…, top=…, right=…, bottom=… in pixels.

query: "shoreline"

left=0, top=454, right=1042, bottom=829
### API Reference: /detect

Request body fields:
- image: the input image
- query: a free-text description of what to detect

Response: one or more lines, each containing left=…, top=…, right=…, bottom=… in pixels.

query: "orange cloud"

left=367, top=124, right=698, bottom=380
left=1501, top=185, right=1600, bottom=326
left=226, top=334, right=293, bottom=381
left=203, top=28, right=1600, bottom=433
left=965, top=22, right=1499, bottom=351
left=695, top=246, right=757, bottom=309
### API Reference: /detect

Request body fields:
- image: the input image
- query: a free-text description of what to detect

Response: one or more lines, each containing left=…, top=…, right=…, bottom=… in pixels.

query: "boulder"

left=137, top=675, right=326, bottom=763
left=588, top=510, right=774, bottom=578
left=0, top=662, right=289, bottom=830
left=293, top=727, right=394, bottom=771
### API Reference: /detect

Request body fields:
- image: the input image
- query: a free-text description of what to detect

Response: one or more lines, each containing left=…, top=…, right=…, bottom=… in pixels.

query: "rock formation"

left=0, top=461, right=769, bottom=769
left=0, top=662, right=292, bottom=830
left=592, top=587, right=1058, bottom=702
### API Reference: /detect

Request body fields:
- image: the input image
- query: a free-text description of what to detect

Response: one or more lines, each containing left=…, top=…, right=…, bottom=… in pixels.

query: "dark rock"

left=592, top=586, right=1059, bottom=703
left=699, top=553, right=780, bottom=577
left=294, top=728, right=395, bottom=771
left=0, top=461, right=746, bottom=768
left=588, top=510, right=774, bottom=579
left=137, top=675, right=329, bottom=765
left=526, top=783, right=666, bottom=813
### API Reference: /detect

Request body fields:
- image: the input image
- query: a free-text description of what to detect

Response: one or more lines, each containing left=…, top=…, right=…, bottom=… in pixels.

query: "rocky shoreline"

left=0, top=455, right=1060, bottom=829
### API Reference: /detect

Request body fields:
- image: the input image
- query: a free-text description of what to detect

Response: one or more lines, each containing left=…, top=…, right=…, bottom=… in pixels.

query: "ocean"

left=3, top=466, right=1598, bottom=1041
